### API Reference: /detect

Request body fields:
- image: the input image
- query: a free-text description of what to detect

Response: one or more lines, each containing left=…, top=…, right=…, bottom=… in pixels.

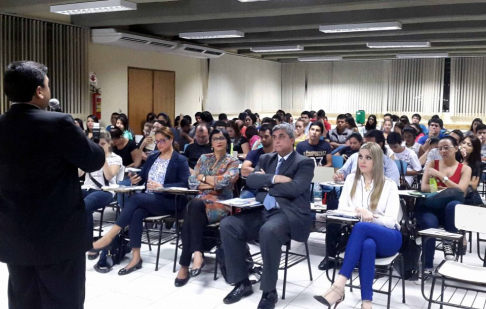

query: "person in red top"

left=417, top=136, right=472, bottom=269
left=317, top=109, right=331, bottom=133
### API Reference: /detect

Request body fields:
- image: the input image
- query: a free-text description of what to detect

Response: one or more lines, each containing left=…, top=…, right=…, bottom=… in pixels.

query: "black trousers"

left=325, top=198, right=341, bottom=259
left=179, top=199, right=208, bottom=267
left=220, top=208, right=291, bottom=292
left=7, top=254, right=86, bottom=309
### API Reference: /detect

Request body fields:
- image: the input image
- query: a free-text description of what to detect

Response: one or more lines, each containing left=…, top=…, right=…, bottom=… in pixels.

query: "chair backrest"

left=332, top=155, right=344, bottom=169
left=182, top=143, right=189, bottom=154
left=395, top=160, right=407, bottom=177
left=312, top=166, right=334, bottom=183
left=116, top=165, right=126, bottom=182
left=455, top=204, right=486, bottom=234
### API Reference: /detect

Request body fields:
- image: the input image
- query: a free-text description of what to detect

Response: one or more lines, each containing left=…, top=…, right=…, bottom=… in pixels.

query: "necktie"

left=263, top=157, right=285, bottom=210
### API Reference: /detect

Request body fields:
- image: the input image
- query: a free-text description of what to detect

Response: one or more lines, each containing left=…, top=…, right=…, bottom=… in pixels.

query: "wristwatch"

left=202, top=176, right=206, bottom=183
left=442, top=176, right=449, bottom=183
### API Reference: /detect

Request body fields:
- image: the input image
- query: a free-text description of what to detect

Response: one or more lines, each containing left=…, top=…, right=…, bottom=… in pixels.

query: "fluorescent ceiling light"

left=251, top=45, right=304, bottom=53
left=179, top=30, right=244, bottom=39
left=238, top=0, right=271, bottom=2
left=367, top=42, right=431, bottom=48
left=298, top=56, right=343, bottom=62
left=319, top=21, right=402, bottom=33
left=50, top=0, right=137, bottom=15
left=397, top=53, right=449, bottom=59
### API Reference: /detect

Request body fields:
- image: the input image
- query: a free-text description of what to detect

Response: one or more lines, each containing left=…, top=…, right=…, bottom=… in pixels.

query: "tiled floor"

left=2, top=214, right=486, bottom=309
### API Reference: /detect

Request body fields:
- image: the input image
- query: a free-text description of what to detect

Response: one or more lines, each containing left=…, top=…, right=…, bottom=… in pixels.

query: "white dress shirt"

left=338, top=174, right=402, bottom=229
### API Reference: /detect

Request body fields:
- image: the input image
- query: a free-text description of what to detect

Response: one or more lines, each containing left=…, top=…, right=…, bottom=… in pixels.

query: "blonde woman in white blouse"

left=314, top=142, right=402, bottom=309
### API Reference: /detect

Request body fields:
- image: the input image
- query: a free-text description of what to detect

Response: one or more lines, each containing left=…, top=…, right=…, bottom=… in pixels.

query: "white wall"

left=88, top=42, right=206, bottom=126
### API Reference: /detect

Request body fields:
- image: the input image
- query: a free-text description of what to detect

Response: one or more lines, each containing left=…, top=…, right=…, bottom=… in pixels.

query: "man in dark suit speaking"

left=220, top=123, right=314, bottom=309
left=0, top=61, right=105, bottom=309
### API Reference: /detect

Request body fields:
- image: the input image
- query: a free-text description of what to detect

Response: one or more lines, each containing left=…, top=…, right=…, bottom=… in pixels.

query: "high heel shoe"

left=118, top=259, right=143, bottom=276
left=313, top=285, right=345, bottom=308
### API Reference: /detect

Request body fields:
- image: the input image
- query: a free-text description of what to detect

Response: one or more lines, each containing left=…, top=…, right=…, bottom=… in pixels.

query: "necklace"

left=364, top=179, right=373, bottom=192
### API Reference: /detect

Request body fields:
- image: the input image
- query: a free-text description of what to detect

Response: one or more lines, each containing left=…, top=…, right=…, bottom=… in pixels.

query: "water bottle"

left=314, top=184, right=322, bottom=206
left=429, top=177, right=438, bottom=193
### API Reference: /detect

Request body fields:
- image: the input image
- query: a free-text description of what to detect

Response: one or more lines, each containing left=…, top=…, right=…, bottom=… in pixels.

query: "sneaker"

left=443, top=244, right=455, bottom=260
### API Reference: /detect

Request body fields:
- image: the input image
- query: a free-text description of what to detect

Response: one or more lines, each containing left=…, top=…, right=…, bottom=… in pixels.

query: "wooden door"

left=128, top=68, right=175, bottom=135
left=153, top=71, right=175, bottom=125
left=128, top=68, right=153, bottom=135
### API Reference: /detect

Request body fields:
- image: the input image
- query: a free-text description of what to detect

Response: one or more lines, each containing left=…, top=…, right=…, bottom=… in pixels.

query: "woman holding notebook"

left=314, top=142, right=402, bottom=309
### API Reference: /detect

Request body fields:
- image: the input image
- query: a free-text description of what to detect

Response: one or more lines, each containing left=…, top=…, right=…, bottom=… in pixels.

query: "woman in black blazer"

left=92, top=127, right=190, bottom=275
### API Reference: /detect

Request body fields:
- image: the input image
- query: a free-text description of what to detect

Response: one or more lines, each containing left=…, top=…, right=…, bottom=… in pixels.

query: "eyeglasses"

left=156, top=138, right=169, bottom=145
left=438, top=145, right=454, bottom=151
left=212, top=136, right=226, bottom=142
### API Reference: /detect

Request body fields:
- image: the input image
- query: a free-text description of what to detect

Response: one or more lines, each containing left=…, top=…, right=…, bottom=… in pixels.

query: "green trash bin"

left=356, top=110, right=365, bottom=124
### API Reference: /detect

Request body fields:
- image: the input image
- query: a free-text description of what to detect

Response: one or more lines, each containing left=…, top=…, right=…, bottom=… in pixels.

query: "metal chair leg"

left=305, top=241, right=313, bottom=281
left=282, top=244, right=290, bottom=300
left=155, top=220, right=163, bottom=271
left=214, top=248, right=219, bottom=281
left=387, top=265, right=393, bottom=309
left=401, top=256, right=406, bottom=304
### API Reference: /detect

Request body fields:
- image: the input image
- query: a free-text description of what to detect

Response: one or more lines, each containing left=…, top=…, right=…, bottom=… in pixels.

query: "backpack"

left=94, top=231, right=132, bottom=273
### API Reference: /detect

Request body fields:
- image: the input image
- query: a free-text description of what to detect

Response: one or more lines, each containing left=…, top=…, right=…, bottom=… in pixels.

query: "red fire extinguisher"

left=92, top=91, right=101, bottom=119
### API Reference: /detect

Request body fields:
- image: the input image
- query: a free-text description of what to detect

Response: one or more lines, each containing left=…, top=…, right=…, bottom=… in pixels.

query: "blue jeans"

left=117, top=176, right=132, bottom=209
left=415, top=200, right=459, bottom=268
left=240, top=189, right=257, bottom=199
left=339, top=222, right=402, bottom=301
left=82, top=189, right=114, bottom=236
left=115, top=193, right=175, bottom=248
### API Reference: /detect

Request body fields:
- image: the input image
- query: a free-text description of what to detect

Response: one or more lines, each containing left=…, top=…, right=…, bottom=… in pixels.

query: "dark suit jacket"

left=0, top=104, right=105, bottom=265
left=138, top=150, right=190, bottom=209
left=246, top=151, right=314, bottom=242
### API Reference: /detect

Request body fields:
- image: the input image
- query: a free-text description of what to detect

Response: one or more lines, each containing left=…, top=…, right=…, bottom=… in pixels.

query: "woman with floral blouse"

left=175, top=129, right=239, bottom=287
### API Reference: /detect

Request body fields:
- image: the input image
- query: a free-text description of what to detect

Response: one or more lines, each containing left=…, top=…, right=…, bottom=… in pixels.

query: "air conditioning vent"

left=184, top=47, right=205, bottom=53
left=91, top=29, right=224, bottom=58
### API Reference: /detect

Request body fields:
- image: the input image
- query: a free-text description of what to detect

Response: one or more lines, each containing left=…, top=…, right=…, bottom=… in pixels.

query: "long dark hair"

left=157, top=112, right=172, bottom=127
left=470, top=118, right=483, bottom=132
left=74, top=118, right=84, bottom=130
left=85, top=114, right=99, bottom=134
left=116, top=114, right=129, bottom=132
left=365, top=114, right=377, bottom=131
left=463, top=135, right=482, bottom=173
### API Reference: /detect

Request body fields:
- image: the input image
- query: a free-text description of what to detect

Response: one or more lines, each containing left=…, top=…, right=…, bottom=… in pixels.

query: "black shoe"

left=118, top=259, right=143, bottom=276
left=318, top=258, right=335, bottom=271
left=258, top=290, right=278, bottom=309
left=189, top=262, right=205, bottom=277
left=87, top=252, right=99, bottom=260
left=88, top=240, right=113, bottom=254
left=174, top=275, right=190, bottom=287
left=223, top=280, right=253, bottom=304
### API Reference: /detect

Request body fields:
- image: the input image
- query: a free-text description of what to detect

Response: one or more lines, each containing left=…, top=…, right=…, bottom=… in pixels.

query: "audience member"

left=460, top=135, right=483, bottom=205
left=410, top=123, right=425, bottom=142
left=412, top=113, right=428, bottom=134
left=106, top=112, right=119, bottom=131
left=382, top=119, right=393, bottom=141
left=293, top=119, right=307, bottom=148
left=184, top=124, right=212, bottom=169
left=226, top=120, right=250, bottom=155
left=316, top=109, right=331, bottom=133
left=220, top=123, right=314, bottom=309
left=92, top=127, right=190, bottom=275
left=146, top=112, right=156, bottom=122
left=219, top=113, right=228, bottom=123
left=194, top=111, right=202, bottom=125
left=327, top=114, right=352, bottom=149
left=402, top=127, right=421, bottom=156
left=80, top=130, right=122, bottom=258
left=417, top=136, right=471, bottom=269
left=241, top=125, right=275, bottom=198
left=284, top=113, right=293, bottom=126
left=476, top=123, right=486, bottom=161
left=157, top=112, right=178, bottom=140
left=387, top=132, right=421, bottom=187
left=400, top=115, right=410, bottom=126
left=272, top=114, right=282, bottom=125
left=420, top=137, right=441, bottom=167
left=213, top=120, right=226, bottom=131
left=175, top=129, right=239, bottom=287
left=301, top=111, right=312, bottom=135
left=245, top=113, right=257, bottom=127
left=393, top=121, right=405, bottom=136
left=116, top=114, right=134, bottom=141
left=465, top=118, right=483, bottom=137
left=111, top=127, right=141, bottom=168
left=335, top=133, right=363, bottom=162
left=138, top=121, right=164, bottom=162
left=74, top=118, right=84, bottom=130
left=418, top=117, right=445, bottom=149
left=314, top=142, right=401, bottom=309
left=246, top=126, right=260, bottom=150
left=346, top=115, right=359, bottom=133
left=85, top=114, right=99, bottom=139
left=177, top=118, right=194, bottom=151
left=363, top=114, right=377, bottom=135
left=255, top=113, right=262, bottom=126
left=201, top=111, right=215, bottom=126
left=296, top=122, right=332, bottom=167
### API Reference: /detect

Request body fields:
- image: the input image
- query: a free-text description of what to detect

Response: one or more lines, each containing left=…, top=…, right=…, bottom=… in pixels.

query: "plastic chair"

left=332, top=155, right=344, bottom=169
